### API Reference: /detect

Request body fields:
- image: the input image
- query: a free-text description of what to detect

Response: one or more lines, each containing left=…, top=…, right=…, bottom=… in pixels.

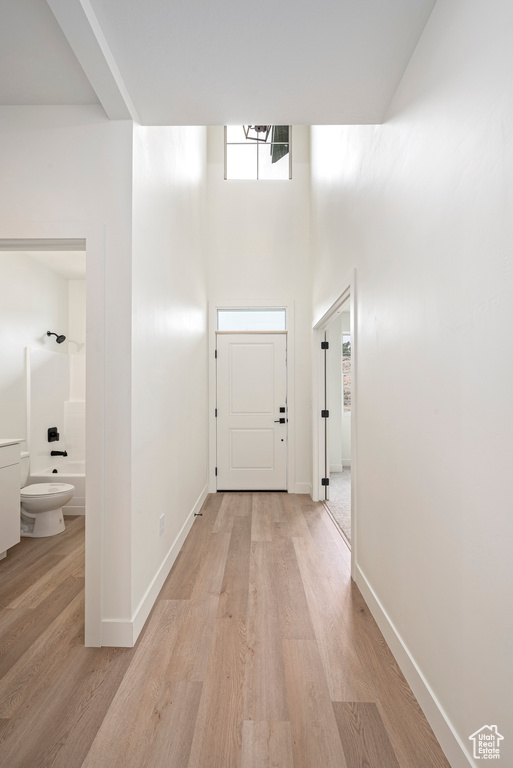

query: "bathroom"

left=0, top=246, right=86, bottom=550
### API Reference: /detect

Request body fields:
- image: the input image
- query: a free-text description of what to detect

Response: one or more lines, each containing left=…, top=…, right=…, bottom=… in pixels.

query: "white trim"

left=0, top=222, right=105, bottom=648
left=313, top=282, right=352, bottom=330
left=355, top=564, right=475, bottom=768
left=64, top=506, right=85, bottom=516
left=312, top=268, right=357, bottom=579
left=102, top=484, right=208, bottom=647
left=0, top=238, right=86, bottom=251
left=100, top=617, right=134, bottom=648
left=215, top=330, right=288, bottom=335
left=294, top=482, right=312, bottom=495
left=85, top=224, right=105, bottom=647
left=208, top=298, right=296, bottom=495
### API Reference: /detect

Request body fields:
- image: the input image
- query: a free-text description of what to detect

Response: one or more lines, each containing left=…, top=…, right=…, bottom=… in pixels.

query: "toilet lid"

left=21, top=482, right=75, bottom=496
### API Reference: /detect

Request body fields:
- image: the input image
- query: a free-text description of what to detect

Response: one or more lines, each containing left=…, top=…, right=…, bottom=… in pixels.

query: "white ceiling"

left=0, top=0, right=98, bottom=105
left=0, top=0, right=436, bottom=125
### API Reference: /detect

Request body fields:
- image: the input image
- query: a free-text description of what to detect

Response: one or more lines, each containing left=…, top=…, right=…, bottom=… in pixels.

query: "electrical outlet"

left=159, top=514, right=165, bottom=536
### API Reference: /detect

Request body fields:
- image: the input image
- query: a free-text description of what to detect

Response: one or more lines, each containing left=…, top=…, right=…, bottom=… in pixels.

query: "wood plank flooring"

left=0, top=496, right=452, bottom=768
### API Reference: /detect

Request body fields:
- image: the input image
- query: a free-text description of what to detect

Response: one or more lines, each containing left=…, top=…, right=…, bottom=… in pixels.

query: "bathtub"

left=29, top=460, right=85, bottom=515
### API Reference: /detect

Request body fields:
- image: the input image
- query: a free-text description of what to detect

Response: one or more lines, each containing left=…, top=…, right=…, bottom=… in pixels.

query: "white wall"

left=311, top=0, right=513, bottom=765
left=0, top=105, right=134, bottom=629
left=68, top=279, right=86, bottom=401
left=66, top=279, right=86, bottom=463
left=0, top=253, right=86, bottom=473
left=0, top=108, right=210, bottom=646
left=207, top=126, right=312, bottom=492
left=131, top=125, right=208, bottom=627
left=0, top=253, right=69, bottom=450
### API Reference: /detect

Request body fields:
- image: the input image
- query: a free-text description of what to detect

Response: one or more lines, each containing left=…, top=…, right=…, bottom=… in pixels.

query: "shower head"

left=47, top=331, right=66, bottom=344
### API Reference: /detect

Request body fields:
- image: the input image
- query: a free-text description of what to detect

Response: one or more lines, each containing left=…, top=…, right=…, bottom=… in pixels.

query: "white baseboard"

left=330, top=464, right=343, bottom=473
left=355, top=564, right=475, bottom=768
left=101, top=618, right=135, bottom=647
left=293, top=482, right=312, bottom=495
left=64, top=505, right=85, bottom=516
left=101, top=484, right=208, bottom=648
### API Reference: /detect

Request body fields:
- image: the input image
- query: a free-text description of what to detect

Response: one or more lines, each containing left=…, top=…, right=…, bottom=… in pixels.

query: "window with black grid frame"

left=224, top=125, right=292, bottom=180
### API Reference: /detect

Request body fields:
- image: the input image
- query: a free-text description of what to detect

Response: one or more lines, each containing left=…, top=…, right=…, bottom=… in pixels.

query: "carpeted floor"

left=325, top=468, right=351, bottom=546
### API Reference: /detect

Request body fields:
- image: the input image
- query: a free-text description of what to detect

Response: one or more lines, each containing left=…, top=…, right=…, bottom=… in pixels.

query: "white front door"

left=216, top=333, right=287, bottom=490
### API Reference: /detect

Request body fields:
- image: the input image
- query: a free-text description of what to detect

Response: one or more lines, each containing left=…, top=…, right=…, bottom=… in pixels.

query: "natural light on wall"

left=225, top=126, right=292, bottom=180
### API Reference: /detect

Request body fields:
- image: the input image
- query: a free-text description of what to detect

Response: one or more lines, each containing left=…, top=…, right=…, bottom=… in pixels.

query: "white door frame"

left=208, top=299, right=296, bottom=494
left=312, top=269, right=357, bottom=577
left=0, top=222, right=105, bottom=646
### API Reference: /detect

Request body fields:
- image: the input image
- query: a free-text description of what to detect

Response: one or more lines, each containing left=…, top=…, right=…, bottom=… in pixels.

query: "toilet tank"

left=20, top=452, right=29, bottom=488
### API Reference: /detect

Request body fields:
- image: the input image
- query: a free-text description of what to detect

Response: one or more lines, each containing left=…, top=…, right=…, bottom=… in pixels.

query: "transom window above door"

left=224, top=126, right=292, bottom=180
left=217, top=308, right=286, bottom=331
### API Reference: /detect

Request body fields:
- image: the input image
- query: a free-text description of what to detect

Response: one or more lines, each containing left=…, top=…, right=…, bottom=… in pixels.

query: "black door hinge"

left=215, top=349, right=217, bottom=358
left=215, top=408, right=217, bottom=417
left=215, top=467, right=218, bottom=476
left=321, top=341, right=329, bottom=350
left=321, top=409, right=329, bottom=418
left=321, top=477, right=330, bottom=486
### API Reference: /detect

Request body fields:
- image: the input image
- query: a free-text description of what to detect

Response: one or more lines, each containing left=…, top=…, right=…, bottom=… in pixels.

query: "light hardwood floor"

left=0, top=495, right=451, bottom=768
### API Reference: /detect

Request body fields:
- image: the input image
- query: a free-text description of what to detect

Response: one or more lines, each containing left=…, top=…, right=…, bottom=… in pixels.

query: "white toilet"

left=19, top=453, right=75, bottom=538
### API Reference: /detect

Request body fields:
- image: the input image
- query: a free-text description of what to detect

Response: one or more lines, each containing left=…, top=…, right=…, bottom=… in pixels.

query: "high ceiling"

left=0, top=0, right=436, bottom=125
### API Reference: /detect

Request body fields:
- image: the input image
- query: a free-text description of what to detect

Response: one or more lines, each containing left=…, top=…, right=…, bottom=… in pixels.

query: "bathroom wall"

left=310, top=0, right=513, bottom=763
left=66, top=279, right=86, bottom=462
left=0, top=252, right=69, bottom=451
left=68, top=279, right=86, bottom=400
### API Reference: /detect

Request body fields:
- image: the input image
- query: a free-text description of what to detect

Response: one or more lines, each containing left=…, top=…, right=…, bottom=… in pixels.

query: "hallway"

left=0, top=494, right=450, bottom=767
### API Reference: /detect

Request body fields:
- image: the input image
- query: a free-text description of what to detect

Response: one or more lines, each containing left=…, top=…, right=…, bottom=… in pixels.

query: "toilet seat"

left=21, top=482, right=74, bottom=500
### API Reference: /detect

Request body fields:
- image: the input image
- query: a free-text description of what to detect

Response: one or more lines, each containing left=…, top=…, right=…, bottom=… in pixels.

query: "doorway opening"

left=313, top=271, right=356, bottom=572
left=324, top=309, right=352, bottom=546
left=0, top=230, right=105, bottom=646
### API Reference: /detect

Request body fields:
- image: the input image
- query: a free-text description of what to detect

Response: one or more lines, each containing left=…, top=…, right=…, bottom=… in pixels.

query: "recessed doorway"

left=324, top=309, right=352, bottom=546
left=312, top=271, right=356, bottom=573
left=0, top=227, right=105, bottom=647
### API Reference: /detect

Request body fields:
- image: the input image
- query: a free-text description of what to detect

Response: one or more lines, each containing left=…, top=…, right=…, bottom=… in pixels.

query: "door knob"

left=274, top=418, right=286, bottom=423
